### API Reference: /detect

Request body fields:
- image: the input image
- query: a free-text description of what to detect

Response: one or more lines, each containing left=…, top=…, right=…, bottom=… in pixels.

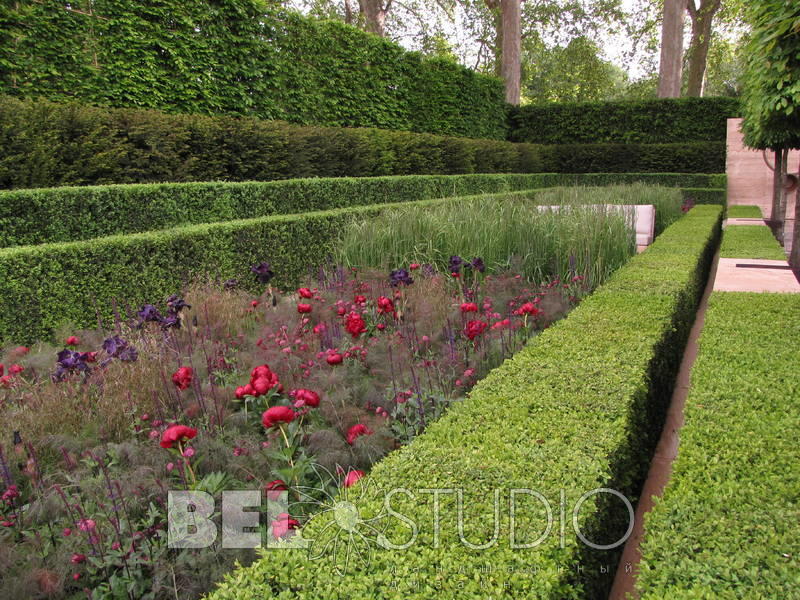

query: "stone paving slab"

left=714, top=258, right=800, bottom=293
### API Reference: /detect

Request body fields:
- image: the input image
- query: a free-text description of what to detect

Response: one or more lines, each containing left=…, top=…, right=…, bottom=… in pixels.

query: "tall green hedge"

left=637, top=293, right=800, bottom=598
left=509, top=97, right=741, bottom=144
left=0, top=173, right=725, bottom=247
left=203, top=205, right=722, bottom=600
left=0, top=2, right=506, bottom=139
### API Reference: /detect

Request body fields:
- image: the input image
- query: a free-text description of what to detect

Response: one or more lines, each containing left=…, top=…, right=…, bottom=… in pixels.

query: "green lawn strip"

left=637, top=292, right=800, bottom=598
left=726, top=204, right=763, bottom=218
left=719, top=225, right=786, bottom=260
left=204, top=206, right=722, bottom=600
left=0, top=173, right=724, bottom=247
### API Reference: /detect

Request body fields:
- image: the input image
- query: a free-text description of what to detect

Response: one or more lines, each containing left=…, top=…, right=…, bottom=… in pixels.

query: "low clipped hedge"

left=680, top=187, right=727, bottom=206
left=637, top=292, right=800, bottom=598
left=0, top=173, right=725, bottom=247
left=727, top=204, right=763, bottom=218
left=509, top=97, right=740, bottom=144
left=719, top=225, right=785, bottom=260
left=205, top=206, right=722, bottom=600
left=538, top=142, right=726, bottom=174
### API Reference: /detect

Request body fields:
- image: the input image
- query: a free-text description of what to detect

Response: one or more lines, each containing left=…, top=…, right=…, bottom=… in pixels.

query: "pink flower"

left=261, top=406, right=295, bottom=428
left=13, top=346, right=29, bottom=356
left=182, top=447, right=195, bottom=458
left=297, top=303, right=312, bottom=314
left=265, top=479, right=288, bottom=501
left=77, top=519, right=96, bottom=532
left=62, top=528, right=72, bottom=537
left=160, top=425, right=198, bottom=449
left=298, top=288, right=314, bottom=299
left=0, top=375, right=13, bottom=388
left=250, top=300, right=259, bottom=308
left=292, top=389, right=320, bottom=408
left=346, top=424, right=372, bottom=445
left=464, top=320, right=488, bottom=340
left=166, top=463, right=175, bottom=472
left=409, top=263, right=420, bottom=270
left=65, top=336, right=79, bottom=346
left=513, top=302, right=541, bottom=317
left=376, top=323, right=386, bottom=331
left=460, top=302, right=479, bottom=313
left=8, top=364, right=23, bottom=375
left=71, top=553, right=86, bottom=564
left=491, top=318, right=511, bottom=330
left=376, top=296, right=394, bottom=314
left=354, top=294, right=367, bottom=304
left=326, top=352, right=344, bottom=366
left=336, top=306, right=346, bottom=316
left=344, top=470, right=365, bottom=488
left=271, top=513, right=300, bottom=539
left=171, top=366, right=193, bottom=391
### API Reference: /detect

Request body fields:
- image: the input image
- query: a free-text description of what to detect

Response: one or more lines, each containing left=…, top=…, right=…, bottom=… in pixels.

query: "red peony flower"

left=8, top=364, right=23, bottom=375
left=292, top=389, right=320, bottom=408
left=171, top=366, right=193, bottom=391
left=265, top=479, right=288, bottom=501
left=0, top=364, right=3, bottom=377
left=297, top=303, right=312, bottom=314
left=271, top=512, right=300, bottom=539
left=326, top=352, right=344, bottom=365
left=409, top=263, right=420, bottom=270
left=513, top=302, right=541, bottom=317
left=298, top=287, right=314, bottom=299
left=345, top=312, right=367, bottom=338
left=376, top=296, right=394, bottom=314
left=70, top=553, right=86, bottom=564
left=250, top=300, right=259, bottom=308
left=343, top=469, right=365, bottom=488
left=376, top=323, right=386, bottom=331
left=464, top=320, right=488, bottom=340
left=13, top=346, right=29, bottom=356
left=249, top=365, right=282, bottom=394
left=0, top=375, right=12, bottom=388
left=460, top=302, right=479, bottom=313
left=65, top=336, right=79, bottom=346
left=160, top=425, right=198, bottom=449
left=491, top=318, right=512, bottom=330
left=346, top=423, right=372, bottom=445
left=354, top=294, right=367, bottom=304
left=261, top=406, right=295, bottom=428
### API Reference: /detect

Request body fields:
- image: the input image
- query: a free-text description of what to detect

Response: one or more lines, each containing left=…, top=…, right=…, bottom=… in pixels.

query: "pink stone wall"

left=726, top=118, right=798, bottom=220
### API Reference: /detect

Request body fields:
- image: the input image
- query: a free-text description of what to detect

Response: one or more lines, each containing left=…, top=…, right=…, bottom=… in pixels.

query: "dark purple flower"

left=448, top=255, right=464, bottom=274
left=137, top=304, right=162, bottom=322
left=53, top=349, right=91, bottom=381
left=251, top=262, right=275, bottom=285
left=389, top=268, right=413, bottom=287
left=160, top=312, right=181, bottom=330
left=465, top=257, right=485, bottom=273
left=223, top=279, right=239, bottom=290
left=166, top=295, right=191, bottom=313
left=102, top=336, right=138, bottom=362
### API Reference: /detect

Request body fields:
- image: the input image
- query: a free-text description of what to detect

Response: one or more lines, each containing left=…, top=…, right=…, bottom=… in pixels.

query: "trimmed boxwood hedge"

left=0, top=173, right=726, bottom=248
left=719, top=225, right=786, bottom=260
left=509, top=97, right=740, bottom=144
left=203, top=206, right=722, bottom=600
left=636, top=292, right=800, bottom=598
left=726, top=205, right=763, bottom=218
left=681, top=187, right=727, bottom=206
left=538, top=141, right=726, bottom=174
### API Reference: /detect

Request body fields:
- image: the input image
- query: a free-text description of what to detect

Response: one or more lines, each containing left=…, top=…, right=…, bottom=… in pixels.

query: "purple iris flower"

left=448, top=255, right=464, bottom=273
left=465, top=257, right=486, bottom=273
left=389, top=268, right=414, bottom=287
left=251, top=262, right=275, bottom=284
left=102, top=336, right=138, bottom=362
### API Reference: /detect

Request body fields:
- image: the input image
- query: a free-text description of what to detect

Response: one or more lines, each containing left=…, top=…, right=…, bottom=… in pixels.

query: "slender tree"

left=657, top=0, right=685, bottom=97
left=684, top=0, right=723, bottom=96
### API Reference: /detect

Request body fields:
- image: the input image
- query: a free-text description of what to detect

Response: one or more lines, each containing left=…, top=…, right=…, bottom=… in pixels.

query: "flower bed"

left=204, top=206, right=722, bottom=600
left=636, top=292, right=800, bottom=598
left=0, top=260, right=588, bottom=598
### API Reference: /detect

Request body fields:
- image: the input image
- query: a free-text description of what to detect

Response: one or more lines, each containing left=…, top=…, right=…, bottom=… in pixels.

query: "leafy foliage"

left=740, top=1, right=800, bottom=149
left=205, top=206, right=723, bottom=600
left=718, top=225, right=786, bottom=260
left=0, top=2, right=507, bottom=139
left=637, top=292, right=800, bottom=598
left=509, top=96, right=740, bottom=144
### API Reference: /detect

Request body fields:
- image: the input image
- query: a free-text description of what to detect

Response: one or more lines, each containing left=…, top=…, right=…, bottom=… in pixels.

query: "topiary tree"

left=740, top=1, right=800, bottom=267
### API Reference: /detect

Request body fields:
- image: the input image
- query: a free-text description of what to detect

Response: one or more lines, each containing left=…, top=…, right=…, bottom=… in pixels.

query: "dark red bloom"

left=354, top=295, right=367, bottom=304
left=346, top=423, right=372, bottom=445
left=262, top=406, right=295, bottom=428
left=160, top=425, right=197, bottom=449
left=326, top=353, right=344, bottom=365
left=376, top=296, right=395, bottom=314
left=460, top=302, right=479, bottom=313
left=345, top=312, right=367, bottom=338
left=171, top=366, right=193, bottom=391
left=8, top=364, right=23, bottom=375
left=464, top=320, right=488, bottom=340
left=513, top=302, right=541, bottom=317
left=409, top=263, right=420, bottom=270
left=292, top=389, right=320, bottom=408
left=297, top=303, right=312, bottom=314
left=265, top=479, right=288, bottom=501
left=344, top=469, right=365, bottom=488
left=298, top=288, right=314, bottom=299
left=65, top=336, right=79, bottom=346
left=249, top=364, right=282, bottom=394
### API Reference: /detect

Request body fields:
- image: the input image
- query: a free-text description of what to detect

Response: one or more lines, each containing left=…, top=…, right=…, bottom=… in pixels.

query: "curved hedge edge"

left=0, top=172, right=725, bottom=248
left=719, top=225, right=786, bottom=260
left=636, top=292, right=800, bottom=598
left=203, top=205, right=723, bottom=600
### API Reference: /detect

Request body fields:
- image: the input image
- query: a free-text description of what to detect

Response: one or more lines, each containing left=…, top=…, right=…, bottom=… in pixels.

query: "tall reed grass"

left=338, top=184, right=682, bottom=287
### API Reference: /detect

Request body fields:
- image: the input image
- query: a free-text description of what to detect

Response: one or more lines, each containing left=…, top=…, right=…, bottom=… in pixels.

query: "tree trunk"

left=657, top=0, right=685, bottom=98
left=685, top=0, right=722, bottom=97
left=778, top=149, right=789, bottom=241
left=358, top=0, right=389, bottom=37
left=790, top=156, right=800, bottom=270
left=772, top=149, right=784, bottom=224
left=500, top=0, right=521, bottom=105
